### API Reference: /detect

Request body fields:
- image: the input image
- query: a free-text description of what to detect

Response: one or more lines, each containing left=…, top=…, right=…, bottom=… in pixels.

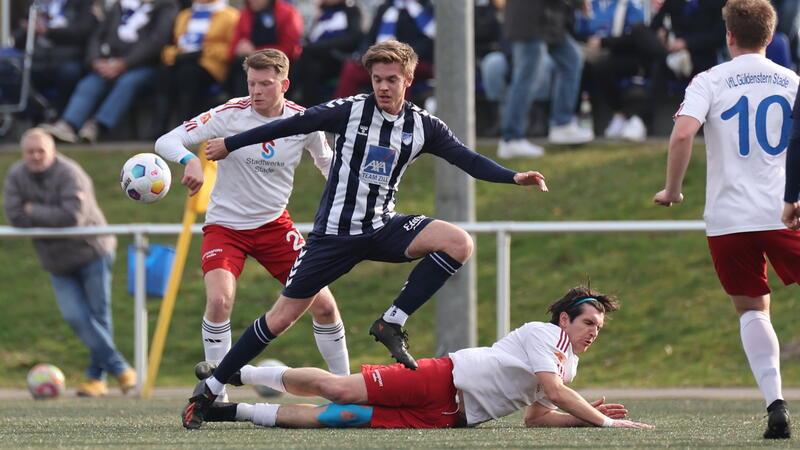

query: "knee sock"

left=237, top=402, right=279, bottom=427
left=240, top=364, right=288, bottom=393
left=740, top=310, right=783, bottom=407
left=207, top=315, right=275, bottom=395
left=201, top=317, right=231, bottom=365
left=384, top=251, right=462, bottom=326
left=313, top=320, right=350, bottom=375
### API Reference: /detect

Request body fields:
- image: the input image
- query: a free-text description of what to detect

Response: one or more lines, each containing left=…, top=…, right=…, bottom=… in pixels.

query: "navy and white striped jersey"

left=226, top=94, right=517, bottom=236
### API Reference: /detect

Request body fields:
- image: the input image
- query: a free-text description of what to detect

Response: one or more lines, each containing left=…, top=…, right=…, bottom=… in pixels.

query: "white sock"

left=201, top=317, right=231, bottom=365
left=205, top=376, right=225, bottom=395
left=252, top=402, right=280, bottom=427
left=313, top=320, right=350, bottom=375
left=241, top=364, right=288, bottom=393
left=382, top=305, right=409, bottom=326
left=235, top=403, right=254, bottom=421
left=740, top=310, right=783, bottom=407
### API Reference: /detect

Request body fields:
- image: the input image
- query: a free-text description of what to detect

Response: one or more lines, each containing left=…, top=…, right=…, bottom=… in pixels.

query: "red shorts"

left=200, top=210, right=305, bottom=283
left=707, top=229, right=800, bottom=297
left=361, top=357, right=462, bottom=429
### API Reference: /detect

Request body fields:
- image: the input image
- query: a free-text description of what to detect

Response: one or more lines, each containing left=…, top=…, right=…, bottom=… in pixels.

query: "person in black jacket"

left=39, top=0, right=177, bottom=144
left=12, top=0, right=97, bottom=114
left=290, top=0, right=362, bottom=106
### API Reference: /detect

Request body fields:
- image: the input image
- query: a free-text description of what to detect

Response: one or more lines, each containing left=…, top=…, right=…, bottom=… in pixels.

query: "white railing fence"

left=0, top=220, right=706, bottom=391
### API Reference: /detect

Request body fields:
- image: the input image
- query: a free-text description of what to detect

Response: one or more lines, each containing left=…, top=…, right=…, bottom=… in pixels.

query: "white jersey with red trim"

left=155, top=97, right=332, bottom=230
left=675, top=53, right=798, bottom=236
left=449, top=322, right=578, bottom=426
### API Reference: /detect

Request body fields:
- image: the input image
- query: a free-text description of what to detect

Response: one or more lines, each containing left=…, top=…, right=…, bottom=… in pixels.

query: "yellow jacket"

left=162, top=6, right=240, bottom=82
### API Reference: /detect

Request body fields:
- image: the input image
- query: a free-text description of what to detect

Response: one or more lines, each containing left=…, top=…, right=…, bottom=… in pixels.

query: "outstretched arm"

left=653, top=115, right=701, bottom=206
left=524, top=396, right=628, bottom=427
left=535, top=372, right=653, bottom=429
left=422, top=117, right=548, bottom=191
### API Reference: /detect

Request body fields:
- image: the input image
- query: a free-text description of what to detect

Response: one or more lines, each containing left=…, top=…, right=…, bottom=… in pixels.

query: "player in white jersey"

left=653, top=0, right=797, bottom=439
left=193, top=286, right=653, bottom=430
left=154, top=49, right=351, bottom=402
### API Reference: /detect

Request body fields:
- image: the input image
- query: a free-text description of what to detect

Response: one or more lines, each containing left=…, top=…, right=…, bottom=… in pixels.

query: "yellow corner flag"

left=141, top=145, right=216, bottom=399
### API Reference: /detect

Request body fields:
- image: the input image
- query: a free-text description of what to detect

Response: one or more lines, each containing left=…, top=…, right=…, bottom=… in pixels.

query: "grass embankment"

left=0, top=141, right=797, bottom=388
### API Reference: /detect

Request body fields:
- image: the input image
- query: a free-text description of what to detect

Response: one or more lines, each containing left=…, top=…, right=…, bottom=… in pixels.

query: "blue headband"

left=573, top=297, right=597, bottom=307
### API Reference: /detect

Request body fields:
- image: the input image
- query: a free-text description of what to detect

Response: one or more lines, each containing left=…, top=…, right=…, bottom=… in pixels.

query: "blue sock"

left=392, top=251, right=462, bottom=316
left=213, top=315, right=275, bottom=383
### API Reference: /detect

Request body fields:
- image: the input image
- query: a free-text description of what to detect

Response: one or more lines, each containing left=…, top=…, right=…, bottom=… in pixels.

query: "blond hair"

left=242, top=49, right=290, bottom=78
left=361, top=40, right=418, bottom=78
left=723, top=0, right=777, bottom=50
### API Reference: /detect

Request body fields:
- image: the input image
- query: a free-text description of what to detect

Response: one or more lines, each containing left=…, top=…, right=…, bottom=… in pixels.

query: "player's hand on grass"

left=782, top=202, right=800, bottom=230
left=514, top=171, right=548, bottom=192
left=609, top=419, right=654, bottom=429
left=591, top=397, right=627, bottom=419
left=182, top=157, right=204, bottom=196
left=205, top=138, right=230, bottom=161
left=653, top=189, right=683, bottom=207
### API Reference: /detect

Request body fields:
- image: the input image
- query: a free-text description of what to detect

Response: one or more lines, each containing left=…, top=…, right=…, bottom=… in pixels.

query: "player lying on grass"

left=189, top=286, right=654, bottom=429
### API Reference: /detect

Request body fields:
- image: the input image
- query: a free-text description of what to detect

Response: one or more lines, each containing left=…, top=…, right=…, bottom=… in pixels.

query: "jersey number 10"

left=720, top=95, right=792, bottom=156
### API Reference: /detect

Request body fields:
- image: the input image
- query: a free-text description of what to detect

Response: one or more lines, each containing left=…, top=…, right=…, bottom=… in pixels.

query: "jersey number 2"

left=285, top=230, right=304, bottom=251
left=721, top=95, right=792, bottom=156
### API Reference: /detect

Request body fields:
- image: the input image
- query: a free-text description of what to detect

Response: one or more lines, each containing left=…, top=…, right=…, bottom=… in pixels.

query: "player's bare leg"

left=200, top=269, right=237, bottom=399
left=307, top=287, right=350, bottom=375
left=205, top=401, right=373, bottom=428
left=732, top=295, right=791, bottom=439
left=371, top=220, right=474, bottom=369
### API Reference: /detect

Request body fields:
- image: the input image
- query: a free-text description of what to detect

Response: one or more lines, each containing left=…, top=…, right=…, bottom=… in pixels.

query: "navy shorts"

left=282, top=214, right=434, bottom=299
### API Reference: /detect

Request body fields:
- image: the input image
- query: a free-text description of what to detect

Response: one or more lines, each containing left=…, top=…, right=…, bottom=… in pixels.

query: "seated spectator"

left=12, top=0, right=97, bottom=117
left=227, top=0, right=303, bottom=98
left=38, top=0, right=177, bottom=144
left=151, top=0, right=239, bottom=137
left=333, top=0, right=435, bottom=99
left=576, top=0, right=665, bottom=141
left=291, top=0, right=362, bottom=107
left=650, top=0, right=726, bottom=80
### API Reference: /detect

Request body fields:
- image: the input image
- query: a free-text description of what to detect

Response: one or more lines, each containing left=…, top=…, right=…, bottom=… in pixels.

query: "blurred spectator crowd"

left=2, top=0, right=800, bottom=154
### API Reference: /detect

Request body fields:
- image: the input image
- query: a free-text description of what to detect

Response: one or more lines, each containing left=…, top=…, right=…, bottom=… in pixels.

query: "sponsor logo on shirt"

left=261, top=141, right=276, bottom=160
left=357, top=125, right=369, bottom=136
left=199, top=112, right=212, bottom=124
left=361, top=144, right=397, bottom=186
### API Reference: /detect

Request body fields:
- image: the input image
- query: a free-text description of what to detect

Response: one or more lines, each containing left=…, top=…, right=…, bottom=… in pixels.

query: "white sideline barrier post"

left=133, top=231, right=148, bottom=393
left=496, top=231, right=511, bottom=340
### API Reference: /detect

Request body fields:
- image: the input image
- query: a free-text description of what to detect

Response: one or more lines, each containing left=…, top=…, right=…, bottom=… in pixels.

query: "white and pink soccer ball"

left=27, top=363, right=65, bottom=400
left=120, top=153, right=171, bottom=203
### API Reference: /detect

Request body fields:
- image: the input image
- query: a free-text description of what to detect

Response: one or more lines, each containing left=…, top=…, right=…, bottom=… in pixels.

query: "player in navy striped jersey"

left=183, top=40, right=548, bottom=429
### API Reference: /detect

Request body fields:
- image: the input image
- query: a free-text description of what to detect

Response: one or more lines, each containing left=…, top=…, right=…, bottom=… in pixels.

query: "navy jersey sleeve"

left=786, top=91, right=800, bottom=202
left=421, top=116, right=516, bottom=184
left=225, top=99, right=352, bottom=152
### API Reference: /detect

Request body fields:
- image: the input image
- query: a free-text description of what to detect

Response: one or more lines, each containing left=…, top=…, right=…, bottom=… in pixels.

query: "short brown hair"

left=361, top=40, right=418, bottom=78
left=723, top=0, right=776, bottom=50
left=548, top=286, right=619, bottom=325
left=243, top=49, right=290, bottom=78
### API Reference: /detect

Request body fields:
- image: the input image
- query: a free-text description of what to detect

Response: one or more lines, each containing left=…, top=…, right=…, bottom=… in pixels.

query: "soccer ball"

left=253, top=358, right=285, bottom=398
left=27, top=363, right=65, bottom=400
left=120, top=153, right=171, bottom=203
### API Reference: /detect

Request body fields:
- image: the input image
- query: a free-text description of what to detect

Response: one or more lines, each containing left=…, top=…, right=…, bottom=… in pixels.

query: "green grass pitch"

left=0, top=394, right=794, bottom=448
